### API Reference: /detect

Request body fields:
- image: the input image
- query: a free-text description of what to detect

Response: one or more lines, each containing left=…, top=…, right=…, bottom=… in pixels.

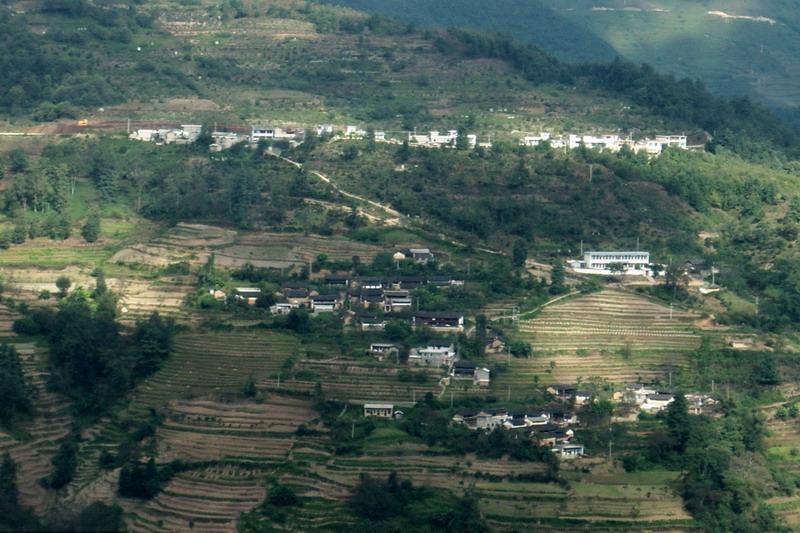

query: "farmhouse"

left=451, top=360, right=477, bottom=379
left=412, top=311, right=465, bottom=332
left=428, top=275, right=463, bottom=288
left=529, top=424, right=574, bottom=446
left=641, top=393, right=675, bottom=413
left=358, top=277, right=384, bottom=290
left=311, top=294, right=339, bottom=313
left=359, top=289, right=385, bottom=308
left=408, top=341, right=456, bottom=367
left=389, top=276, right=426, bottom=290
left=686, top=393, right=718, bottom=415
left=357, top=314, right=386, bottom=331
left=345, top=125, right=367, bottom=138
left=552, top=443, right=585, bottom=459
left=383, top=290, right=412, bottom=312
left=474, top=367, right=491, bottom=387
left=316, top=124, right=334, bottom=136
left=129, top=124, right=202, bottom=145
left=369, top=343, right=399, bottom=361
left=400, top=248, right=435, bottom=264
left=270, top=302, right=294, bottom=315
left=453, top=408, right=509, bottom=430
left=210, top=131, right=246, bottom=152
left=325, top=274, right=350, bottom=286
left=546, top=384, right=577, bottom=399
left=286, top=289, right=310, bottom=306
left=729, top=337, right=756, bottom=349
left=250, top=125, right=305, bottom=143
left=234, top=288, right=261, bottom=305
left=364, top=403, right=394, bottom=418
left=569, top=251, right=652, bottom=276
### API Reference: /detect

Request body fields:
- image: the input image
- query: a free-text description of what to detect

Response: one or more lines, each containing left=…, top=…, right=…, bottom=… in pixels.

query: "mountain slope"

left=323, top=0, right=800, bottom=113
left=317, top=0, right=618, bottom=62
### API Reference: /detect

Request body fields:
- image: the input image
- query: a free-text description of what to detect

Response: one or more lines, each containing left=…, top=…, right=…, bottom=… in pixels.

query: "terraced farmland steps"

left=492, top=289, right=713, bottom=395
left=0, top=341, right=73, bottom=513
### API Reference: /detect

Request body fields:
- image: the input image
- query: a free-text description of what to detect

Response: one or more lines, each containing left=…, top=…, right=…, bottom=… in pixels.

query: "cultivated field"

left=157, top=396, right=315, bottom=463
left=494, top=289, right=707, bottom=397
left=766, top=409, right=800, bottom=530
left=270, top=429, right=693, bottom=530
left=125, top=330, right=300, bottom=416
left=112, top=222, right=385, bottom=269
left=0, top=330, right=73, bottom=512
left=124, top=466, right=267, bottom=533
left=276, top=358, right=443, bottom=404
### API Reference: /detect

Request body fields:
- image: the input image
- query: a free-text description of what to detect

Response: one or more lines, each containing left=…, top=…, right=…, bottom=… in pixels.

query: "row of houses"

left=521, top=131, right=689, bottom=156
left=615, top=383, right=718, bottom=415
left=452, top=406, right=584, bottom=458
left=548, top=382, right=718, bottom=415
left=129, top=124, right=203, bottom=145
left=355, top=311, right=465, bottom=332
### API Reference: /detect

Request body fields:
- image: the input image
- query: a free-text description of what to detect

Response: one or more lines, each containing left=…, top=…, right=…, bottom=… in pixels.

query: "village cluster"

left=521, top=132, right=690, bottom=156
left=129, top=123, right=692, bottom=156
left=362, top=382, right=717, bottom=460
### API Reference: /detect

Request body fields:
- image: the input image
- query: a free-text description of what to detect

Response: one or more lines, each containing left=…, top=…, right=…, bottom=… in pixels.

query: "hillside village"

left=2, top=0, right=800, bottom=531
left=129, top=123, right=694, bottom=156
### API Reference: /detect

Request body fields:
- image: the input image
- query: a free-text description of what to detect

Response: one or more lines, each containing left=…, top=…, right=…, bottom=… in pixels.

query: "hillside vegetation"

left=324, top=0, right=800, bottom=117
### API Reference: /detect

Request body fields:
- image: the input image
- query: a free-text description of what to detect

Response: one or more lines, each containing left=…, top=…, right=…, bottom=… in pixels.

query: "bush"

left=81, top=213, right=100, bottom=243
left=118, top=459, right=160, bottom=499
left=267, top=485, right=300, bottom=507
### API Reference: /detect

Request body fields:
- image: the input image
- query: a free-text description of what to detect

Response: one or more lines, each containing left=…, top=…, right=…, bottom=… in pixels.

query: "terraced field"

left=276, top=358, right=443, bottom=403
left=157, top=396, right=315, bottom=463
left=271, top=436, right=692, bottom=530
left=0, top=239, right=115, bottom=268
left=765, top=405, right=800, bottom=530
left=0, top=339, right=73, bottom=512
left=112, top=222, right=385, bottom=269
left=117, top=275, right=197, bottom=324
left=494, top=289, right=707, bottom=397
left=124, top=466, right=267, bottom=533
left=125, top=330, right=300, bottom=416
left=482, top=463, right=692, bottom=529
left=0, top=266, right=196, bottom=324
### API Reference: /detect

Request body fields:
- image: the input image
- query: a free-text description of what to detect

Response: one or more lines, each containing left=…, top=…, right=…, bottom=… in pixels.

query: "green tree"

left=44, top=435, right=78, bottom=489
left=0, top=452, right=38, bottom=531
left=456, top=127, right=470, bottom=150
left=69, top=502, right=124, bottom=532
left=268, top=485, right=300, bottom=507
left=94, top=269, right=107, bottom=297
left=665, top=392, right=691, bottom=454
left=132, top=313, right=175, bottom=378
left=81, top=212, right=101, bottom=243
left=0, top=344, right=33, bottom=427
left=55, top=275, right=71, bottom=297
left=512, top=239, right=528, bottom=267
left=550, top=260, right=566, bottom=295
left=11, top=223, right=26, bottom=245
left=118, top=458, right=160, bottom=499
left=8, top=149, right=28, bottom=173
left=608, top=262, right=626, bottom=276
